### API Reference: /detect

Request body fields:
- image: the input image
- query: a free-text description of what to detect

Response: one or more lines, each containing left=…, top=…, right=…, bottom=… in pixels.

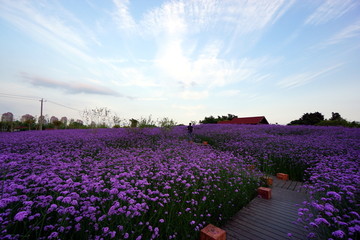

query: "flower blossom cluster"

left=192, top=124, right=360, bottom=239
left=0, top=127, right=261, bottom=239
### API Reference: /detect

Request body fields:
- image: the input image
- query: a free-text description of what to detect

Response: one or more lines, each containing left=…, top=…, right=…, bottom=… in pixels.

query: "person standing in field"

left=187, top=123, right=193, bottom=142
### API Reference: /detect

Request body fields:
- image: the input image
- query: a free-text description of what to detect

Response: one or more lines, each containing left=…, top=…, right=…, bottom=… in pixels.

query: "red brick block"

left=276, top=173, right=289, bottom=181
left=200, top=224, right=226, bottom=240
left=257, top=187, right=272, bottom=199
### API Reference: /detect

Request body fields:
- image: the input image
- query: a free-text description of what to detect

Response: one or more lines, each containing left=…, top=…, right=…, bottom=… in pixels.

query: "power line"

left=0, top=95, right=39, bottom=102
left=47, top=100, right=80, bottom=112
left=1, top=92, right=82, bottom=113
left=0, top=92, right=40, bottom=100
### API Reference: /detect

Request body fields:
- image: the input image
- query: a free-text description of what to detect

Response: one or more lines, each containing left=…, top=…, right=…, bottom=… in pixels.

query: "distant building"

left=50, top=116, right=59, bottom=123
left=218, top=116, right=269, bottom=125
left=1, top=112, right=14, bottom=132
left=21, top=114, right=35, bottom=123
left=60, top=117, right=67, bottom=125
left=1, top=112, right=13, bottom=122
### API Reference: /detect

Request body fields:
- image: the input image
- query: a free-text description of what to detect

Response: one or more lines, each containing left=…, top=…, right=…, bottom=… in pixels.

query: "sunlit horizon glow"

left=1, top=0, right=359, bottom=125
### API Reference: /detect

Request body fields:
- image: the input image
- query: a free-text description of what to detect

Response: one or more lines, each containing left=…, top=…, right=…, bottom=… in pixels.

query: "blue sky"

left=1, top=0, right=359, bottom=125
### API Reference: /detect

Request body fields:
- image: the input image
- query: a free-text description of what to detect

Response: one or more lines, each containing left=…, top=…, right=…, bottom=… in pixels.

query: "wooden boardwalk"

left=222, top=177, right=309, bottom=240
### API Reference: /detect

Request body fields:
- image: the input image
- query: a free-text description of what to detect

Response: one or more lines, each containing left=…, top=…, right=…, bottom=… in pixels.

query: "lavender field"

left=0, top=125, right=359, bottom=240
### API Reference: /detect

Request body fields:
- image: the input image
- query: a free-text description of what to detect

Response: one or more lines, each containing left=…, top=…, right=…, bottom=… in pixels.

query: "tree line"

left=0, top=107, right=178, bottom=132
left=288, top=112, right=360, bottom=127
left=198, top=112, right=359, bottom=127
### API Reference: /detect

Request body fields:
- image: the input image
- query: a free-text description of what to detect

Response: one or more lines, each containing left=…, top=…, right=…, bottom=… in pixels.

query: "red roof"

left=218, top=116, right=269, bottom=125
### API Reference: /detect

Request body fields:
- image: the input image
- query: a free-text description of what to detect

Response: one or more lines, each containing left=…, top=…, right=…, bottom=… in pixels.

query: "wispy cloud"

left=0, top=0, right=96, bottom=62
left=136, top=0, right=294, bottom=37
left=172, top=104, right=204, bottom=112
left=305, top=0, right=357, bottom=25
left=21, top=72, right=122, bottom=96
left=112, top=0, right=137, bottom=33
left=155, top=39, right=275, bottom=90
left=322, top=20, right=360, bottom=46
left=111, top=0, right=288, bottom=91
left=180, top=90, right=209, bottom=100
left=277, top=64, right=343, bottom=89
left=217, top=90, right=242, bottom=97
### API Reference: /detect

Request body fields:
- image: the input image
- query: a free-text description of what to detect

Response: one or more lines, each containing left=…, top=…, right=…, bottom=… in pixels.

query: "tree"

left=158, top=117, right=177, bottom=129
left=289, top=112, right=325, bottom=125
left=330, top=112, right=342, bottom=121
left=138, top=115, right=157, bottom=128
left=68, top=119, right=85, bottom=129
left=130, top=118, right=138, bottom=128
left=53, top=120, right=62, bottom=129
left=200, top=115, right=217, bottom=124
left=21, top=114, right=35, bottom=130
left=200, top=114, right=238, bottom=124
left=60, top=117, right=68, bottom=128
left=82, top=107, right=112, bottom=128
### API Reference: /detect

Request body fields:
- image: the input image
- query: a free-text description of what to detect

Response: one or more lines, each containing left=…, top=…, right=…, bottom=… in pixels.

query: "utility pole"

left=39, top=98, right=44, bottom=130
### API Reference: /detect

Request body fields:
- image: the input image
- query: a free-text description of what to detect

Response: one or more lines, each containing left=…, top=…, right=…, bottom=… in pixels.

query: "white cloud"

left=112, top=0, right=137, bottom=33
left=180, top=90, right=209, bottom=100
left=109, top=67, right=159, bottom=87
left=305, top=0, right=357, bottom=25
left=277, top=64, right=343, bottom=89
left=155, top=39, right=274, bottom=89
left=109, top=0, right=291, bottom=93
left=21, top=72, right=122, bottom=96
left=217, top=90, right=241, bottom=97
left=172, top=104, right=204, bottom=112
left=0, top=0, right=96, bottom=62
left=113, top=0, right=294, bottom=39
left=136, top=97, right=167, bottom=101
left=322, top=20, right=360, bottom=46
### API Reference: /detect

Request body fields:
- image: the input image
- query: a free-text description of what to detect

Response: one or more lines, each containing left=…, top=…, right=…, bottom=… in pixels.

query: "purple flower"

left=332, top=230, right=345, bottom=239
left=48, top=232, right=58, bottom=239
left=326, top=191, right=341, bottom=201
left=14, top=211, right=29, bottom=221
left=159, top=219, right=165, bottom=223
left=314, top=217, right=330, bottom=226
left=110, top=231, right=116, bottom=238
left=307, top=232, right=316, bottom=238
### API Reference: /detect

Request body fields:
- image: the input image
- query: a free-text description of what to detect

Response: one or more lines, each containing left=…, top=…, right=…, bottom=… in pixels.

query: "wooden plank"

left=283, top=180, right=294, bottom=190
left=242, top=202, right=301, bottom=225
left=252, top=199, right=302, bottom=214
left=224, top=220, right=270, bottom=240
left=237, top=206, right=306, bottom=236
left=240, top=200, right=299, bottom=221
left=292, top=181, right=302, bottom=192
left=271, top=188, right=308, bottom=204
left=233, top=209, right=304, bottom=236
left=230, top=213, right=306, bottom=240
left=223, top=176, right=310, bottom=240
left=232, top=198, right=304, bottom=229
left=229, top=217, right=289, bottom=240
left=224, top=226, right=253, bottom=240
left=253, top=196, right=302, bottom=208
